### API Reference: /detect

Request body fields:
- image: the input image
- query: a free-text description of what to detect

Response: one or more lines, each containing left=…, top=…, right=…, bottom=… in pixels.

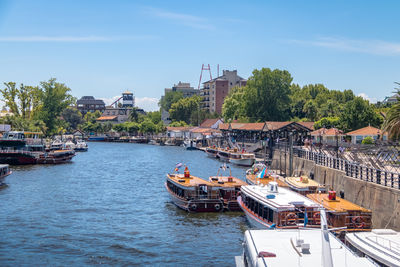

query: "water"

left=0, top=142, right=250, bottom=266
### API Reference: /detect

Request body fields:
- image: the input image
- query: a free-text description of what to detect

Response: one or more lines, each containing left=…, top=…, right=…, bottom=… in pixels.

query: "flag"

left=175, top=163, right=183, bottom=172
left=304, top=211, right=308, bottom=227
left=257, top=167, right=266, bottom=178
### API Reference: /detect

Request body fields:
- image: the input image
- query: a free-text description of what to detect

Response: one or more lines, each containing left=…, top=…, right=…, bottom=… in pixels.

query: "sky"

left=0, top=0, right=399, bottom=111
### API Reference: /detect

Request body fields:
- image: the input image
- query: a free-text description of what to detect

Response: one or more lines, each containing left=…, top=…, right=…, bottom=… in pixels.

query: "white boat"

left=238, top=182, right=321, bottom=229
left=75, top=140, right=88, bottom=151
left=235, top=210, right=376, bottom=267
left=346, top=229, right=400, bottom=266
left=183, top=139, right=197, bottom=150
left=205, top=146, right=219, bottom=158
left=50, top=139, right=63, bottom=150
left=64, top=140, right=76, bottom=150
left=229, top=151, right=255, bottom=167
left=148, top=139, right=157, bottom=145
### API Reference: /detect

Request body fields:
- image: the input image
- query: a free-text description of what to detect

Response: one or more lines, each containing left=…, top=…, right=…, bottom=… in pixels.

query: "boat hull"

left=217, top=153, right=230, bottom=161
left=165, top=182, right=223, bottom=212
left=0, top=152, right=38, bottom=165
left=237, top=196, right=275, bottom=229
left=229, top=158, right=255, bottom=167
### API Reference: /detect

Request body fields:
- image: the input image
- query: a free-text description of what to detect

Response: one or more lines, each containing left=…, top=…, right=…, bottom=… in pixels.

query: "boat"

left=235, top=209, right=376, bottom=267
left=0, top=164, right=11, bottom=179
left=0, top=181, right=8, bottom=190
left=148, top=139, right=157, bottom=145
left=229, top=151, right=256, bottom=167
left=208, top=165, right=248, bottom=211
left=88, top=135, right=106, bottom=141
left=205, top=146, right=219, bottom=158
left=165, top=166, right=224, bottom=212
left=346, top=229, right=400, bottom=266
left=0, top=131, right=75, bottom=165
left=217, top=148, right=234, bottom=161
left=74, top=140, right=88, bottom=151
left=285, top=175, right=326, bottom=196
left=245, top=164, right=287, bottom=187
left=64, top=140, right=76, bottom=150
left=307, top=191, right=372, bottom=232
left=50, top=138, right=64, bottom=150
left=130, top=136, right=147, bottom=143
left=238, top=182, right=321, bottom=229
left=183, top=139, right=197, bottom=150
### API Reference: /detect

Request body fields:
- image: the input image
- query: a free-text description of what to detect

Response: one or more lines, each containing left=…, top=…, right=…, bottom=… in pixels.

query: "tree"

left=169, top=121, right=187, bottom=127
left=302, top=100, right=318, bottom=121
left=222, top=86, right=247, bottom=121
left=362, top=136, right=374, bottom=144
left=339, top=97, right=383, bottom=132
left=159, top=91, right=184, bottom=111
left=169, top=95, right=201, bottom=124
left=146, top=111, right=161, bottom=124
left=382, top=89, right=400, bottom=140
left=37, top=78, right=76, bottom=135
left=1, top=82, right=20, bottom=116
left=244, top=68, right=292, bottom=121
left=129, top=107, right=139, bottom=122
left=62, top=107, right=82, bottom=131
left=139, top=119, right=156, bottom=134
left=314, top=117, right=340, bottom=130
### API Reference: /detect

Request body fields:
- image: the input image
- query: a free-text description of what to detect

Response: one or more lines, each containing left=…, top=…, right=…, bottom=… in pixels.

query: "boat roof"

left=167, top=173, right=214, bottom=187
left=285, top=176, right=322, bottom=189
left=246, top=174, right=288, bottom=187
left=307, top=193, right=371, bottom=213
left=209, top=176, right=248, bottom=187
left=241, top=185, right=320, bottom=211
left=346, top=229, right=400, bottom=266
left=245, top=229, right=375, bottom=266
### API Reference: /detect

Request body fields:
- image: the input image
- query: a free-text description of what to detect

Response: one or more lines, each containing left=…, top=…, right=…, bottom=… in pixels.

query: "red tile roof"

left=346, top=126, right=385, bottom=136
left=166, top=126, right=194, bottom=132
left=230, top=123, right=265, bottom=131
left=199, top=118, right=222, bottom=128
left=218, top=123, right=230, bottom=130
left=264, top=121, right=293, bottom=130
left=96, top=116, right=118, bottom=121
left=190, top=127, right=221, bottom=134
left=311, top=127, right=344, bottom=136
left=298, top=121, right=315, bottom=130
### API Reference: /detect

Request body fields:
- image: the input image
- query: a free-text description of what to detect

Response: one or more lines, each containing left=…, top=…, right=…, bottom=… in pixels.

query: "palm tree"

left=382, top=88, right=400, bottom=140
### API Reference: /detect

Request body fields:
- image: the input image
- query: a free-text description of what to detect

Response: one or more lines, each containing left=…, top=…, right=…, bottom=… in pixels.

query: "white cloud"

left=144, top=7, right=215, bottom=30
left=358, top=93, right=377, bottom=103
left=0, top=35, right=156, bottom=42
left=100, top=95, right=159, bottom=112
left=288, top=37, right=400, bottom=56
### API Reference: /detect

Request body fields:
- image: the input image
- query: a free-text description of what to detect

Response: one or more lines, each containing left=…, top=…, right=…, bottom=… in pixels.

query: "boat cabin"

left=285, top=176, right=326, bottom=195
left=239, top=183, right=321, bottom=229
left=0, top=164, right=11, bottom=179
left=307, top=192, right=372, bottom=231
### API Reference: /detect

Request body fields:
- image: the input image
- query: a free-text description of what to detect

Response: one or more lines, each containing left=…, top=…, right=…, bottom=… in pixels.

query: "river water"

left=0, top=142, right=250, bottom=266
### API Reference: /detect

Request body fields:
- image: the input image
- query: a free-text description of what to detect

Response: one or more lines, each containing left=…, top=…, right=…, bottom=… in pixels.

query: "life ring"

left=189, top=203, right=197, bottom=211
left=285, top=213, right=297, bottom=225
left=352, top=216, right=365, bottom=229
left=313, top=212, right=321, bottom=224
left=214, top=203, right=221, bottom=211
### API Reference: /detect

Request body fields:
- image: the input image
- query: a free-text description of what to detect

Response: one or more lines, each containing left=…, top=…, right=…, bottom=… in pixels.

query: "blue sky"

left=0, top=0, right=399, bottom=111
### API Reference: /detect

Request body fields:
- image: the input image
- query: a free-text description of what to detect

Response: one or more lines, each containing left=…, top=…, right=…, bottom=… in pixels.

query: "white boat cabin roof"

left=346, top=229, right=400, bottom=267
left=244, top=229, right=376, bottom=267
left=241, top=184, right=320, bottom=211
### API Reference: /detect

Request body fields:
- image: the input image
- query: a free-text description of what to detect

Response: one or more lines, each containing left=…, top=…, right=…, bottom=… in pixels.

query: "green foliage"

left=139, top=119, right=156, bottom=134
left=159, top=91, right=183, bottom=111
left=362, top=136, right=374, bottom=144
left=314, top=117, right=340, bottom=130
left=62, top=107, right=82, bottom=131
left=339, top=97, right=383, bottom=132
left=382, top=89, right=400, bottom=140
left=146, top=110, right=161, bottom=124
left=169, top=95, right=201, bottom=124
left=244, top=68, right=292, bottom=121
left=222, top=86, right=246, bottom=121
left=168, top=121, right=188, bottom=127
left=129, top=107, right=139, bottom=122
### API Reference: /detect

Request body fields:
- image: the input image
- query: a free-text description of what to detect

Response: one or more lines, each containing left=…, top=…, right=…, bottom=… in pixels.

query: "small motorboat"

left=205, top=146, right=219, bottom=158
left=229, top=151, right=256, bottom=167
left=183, top=139, right=197, bottom=150
left=37, top=149, right=76, bottom=164
left=50, top=139, right=64, bottom=150
left=64, top=140, right=76, bottom=150
left=74, top=140, right=88, bottom=151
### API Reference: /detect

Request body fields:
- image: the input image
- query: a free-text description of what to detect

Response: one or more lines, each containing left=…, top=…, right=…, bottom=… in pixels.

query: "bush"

left=361, top=136, right=374, bottom=145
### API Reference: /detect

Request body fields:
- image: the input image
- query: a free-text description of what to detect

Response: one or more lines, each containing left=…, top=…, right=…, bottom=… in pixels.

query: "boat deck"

left=167, top=174, right=214, bottom=187
left=285, top=176, right=323, bottom=189
left=246, top=174, right=288, bottom=187
left=209, top=176, right=247, bottom=187
left=307, top=193, right=371, bottom=213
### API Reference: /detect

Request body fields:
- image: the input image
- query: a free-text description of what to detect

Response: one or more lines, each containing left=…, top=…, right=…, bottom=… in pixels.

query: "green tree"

left=303, top=100, right=318, bottom=121
left=362, top=136, right=374, bottom=144
left=37, top=78, right=76, bottom=135
left=159, top=91, right=184, bottom=111
left=129, top=107, right=139, bottom=122
left=314, top=117, right=340, bottom=130
left=62, top=107, right=82, bottom=131
left=382, top=89, right=400, bottom=140
left=1, top=82, right=20, bottom=116
left=139, top=119, right=157, bottom=134
left=244, top=68, right=292, bottom=121
left=169, top=95, right=201, bottom=124
left=222, top=86, right=247, bottom=121
left=339, top=97, right=383, bottom=132
left=168, top=121, right=187, bottom=127
left=146, top=110, right=161, bottom=124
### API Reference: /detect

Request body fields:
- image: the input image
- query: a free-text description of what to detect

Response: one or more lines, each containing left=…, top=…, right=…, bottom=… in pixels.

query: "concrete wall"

left=272, top=150, right=400, bottom=231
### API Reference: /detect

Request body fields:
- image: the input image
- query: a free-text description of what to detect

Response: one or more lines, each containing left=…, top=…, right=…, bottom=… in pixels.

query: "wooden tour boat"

left=307, top=191, right=372, bottom=232
left=217, top=147, right=233, bottom=161
left=246, top=163, right=287, bottom=187
left=209, top=165, right=248, bottom=211
left=285, top=175, right=326, bottom=195
left=229, top=151, right=255, bottom=167
left=165, top=166, right=224, bottom=212
left=205, top=146, right=219, bottom=158
left=238, top=182, right=321, bottom=229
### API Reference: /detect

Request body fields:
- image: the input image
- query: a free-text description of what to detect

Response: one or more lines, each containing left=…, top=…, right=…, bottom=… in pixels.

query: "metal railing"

left=275, top=143, right=400, bottom=189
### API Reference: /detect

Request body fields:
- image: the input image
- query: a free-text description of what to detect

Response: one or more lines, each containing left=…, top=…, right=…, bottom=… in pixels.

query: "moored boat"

left=209, top=165, right=248, bottom=211
left=64, top=140, right=76, bottom=150
left=245, top=164, right=287, bottom=187
left=229, top=151, right=255, bottom=167
left=307, top=191, right=372, bottom=232
left=0, top=164, right=12, bottom=179
left=205, top=146, right=219, bottom=158
left=235, top=210, right=376, bottom=267
left=238, top=182, right=321, bottom=229
left=36, top=149, right=75, bottom=164
left=183, top=139, right=197, bottom=150
left=74, top=140, right=88, bottom=151
left=50, top=138, right=64, bottom=150
left=285, top=175, right=326, bottom=196
left=346, top=229, right=400, bottom=267
left=165, top=166, right=224, bottom=212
